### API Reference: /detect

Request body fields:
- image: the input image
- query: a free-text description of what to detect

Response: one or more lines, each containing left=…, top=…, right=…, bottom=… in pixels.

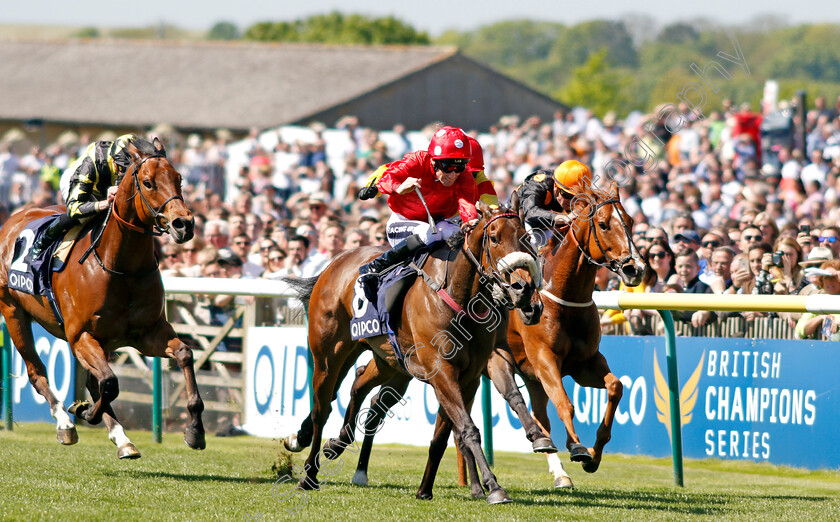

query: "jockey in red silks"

left=359, top=126, right=479, bottom=277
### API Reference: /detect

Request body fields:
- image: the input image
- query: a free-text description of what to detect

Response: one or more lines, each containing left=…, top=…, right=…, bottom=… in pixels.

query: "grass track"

left=1, top=423, right=839, bottom=521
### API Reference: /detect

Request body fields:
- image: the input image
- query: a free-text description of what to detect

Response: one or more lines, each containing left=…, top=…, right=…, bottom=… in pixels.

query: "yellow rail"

left=593, top=291, right=840, bottom=314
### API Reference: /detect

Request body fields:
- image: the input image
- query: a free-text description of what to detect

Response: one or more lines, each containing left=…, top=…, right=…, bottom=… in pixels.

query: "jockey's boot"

left=30, top=214, right=74, bottom=260
left=359, top=234, right=424, bottom=277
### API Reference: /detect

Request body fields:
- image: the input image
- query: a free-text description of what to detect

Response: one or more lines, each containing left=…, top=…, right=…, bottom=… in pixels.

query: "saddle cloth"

left=349, top=246, right=437, bottom=366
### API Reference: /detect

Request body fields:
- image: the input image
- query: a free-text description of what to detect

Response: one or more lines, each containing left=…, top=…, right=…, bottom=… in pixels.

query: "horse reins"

left=84, top=153, right=182, bottom=276
left=539, top=194, right=636, bottom=307
left=111, top=154, right=184, bottom=236
left=462, top=212, right=525, bottom=310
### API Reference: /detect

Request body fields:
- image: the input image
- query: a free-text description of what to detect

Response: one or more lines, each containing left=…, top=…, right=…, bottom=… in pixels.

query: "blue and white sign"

left=8, top=324, right=75, bottom=422
left=244, top=326, right=537, bottom=452
left=548, top=337, right=840, bottom=470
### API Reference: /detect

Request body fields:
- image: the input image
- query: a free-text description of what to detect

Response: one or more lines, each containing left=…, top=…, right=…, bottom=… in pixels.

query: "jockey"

left=358, top=126, right=479, bottom=277
left=516, top=159, right=592, bottom=248
left=359, top=136, right=499, bottom=208
left=30, top=134, right=134, bottom=259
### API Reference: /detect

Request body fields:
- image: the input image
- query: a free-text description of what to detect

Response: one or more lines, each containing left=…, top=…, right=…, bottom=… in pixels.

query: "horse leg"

left=298, top=340, right=354, bottom=491
left=458, top=395, right=486, bottom=499
left=285, top=349, right=360, bottom=453
left=69, top=333, right=117, bottom=426
left=430, top=369, right=511, bottom=505
left=524, top=378, right=573, bottom=489
left=570, top=352, right=623, bottom=473
left=0, top=304, right=76, bottom=444
left=137, top=322, right=205, bottom=450
left=84, top=371, right=140, bottom=459
left=531, top=357, right=591, bottom=466
left=416, top=411, right=454, bottom=500
left=486, top=348, right=556, bottom=453
left=352, top=372, right=411, bottom=487
left=324, top=357, right=393, bottom=460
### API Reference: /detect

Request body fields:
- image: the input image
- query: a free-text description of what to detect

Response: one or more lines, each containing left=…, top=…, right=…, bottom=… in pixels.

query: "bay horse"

left=325, top=183, right=643, bottom=492
left=0, top=136, right=205, bottom=458
left=282, top=202, right=543, bottom=504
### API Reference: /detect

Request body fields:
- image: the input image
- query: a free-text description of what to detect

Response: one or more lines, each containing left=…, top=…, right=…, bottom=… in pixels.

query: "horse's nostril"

left=622, top=265, right=637, bottom=278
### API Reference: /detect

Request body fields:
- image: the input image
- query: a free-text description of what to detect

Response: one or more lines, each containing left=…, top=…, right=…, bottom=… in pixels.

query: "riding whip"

left=414, top=187, right=437, bottom=234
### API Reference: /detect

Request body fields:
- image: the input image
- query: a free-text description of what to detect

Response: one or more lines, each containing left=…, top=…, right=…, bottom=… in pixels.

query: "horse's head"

left=121, top=137, right=194, bottom=243
left=469, top=201, right=543, bottom=325
left=567, top=184, right=645, bottom=286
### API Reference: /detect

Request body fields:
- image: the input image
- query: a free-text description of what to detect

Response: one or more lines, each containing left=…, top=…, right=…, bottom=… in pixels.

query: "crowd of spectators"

left=2, top=93, right=840, bottom=339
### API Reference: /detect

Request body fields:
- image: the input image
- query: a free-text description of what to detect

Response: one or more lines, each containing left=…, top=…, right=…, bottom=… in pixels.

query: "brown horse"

left=0, top=136, right=204, bottom=458
left=329, top=183, right=643, bottom=491
left=282, top=202, right=543, bottom=504
left=484, top=182, right=644, bottom=488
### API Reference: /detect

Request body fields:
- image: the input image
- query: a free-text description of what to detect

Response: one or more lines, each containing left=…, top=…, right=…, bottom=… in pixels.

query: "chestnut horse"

left=283, top=202, right=543, bottom=504
left=0, top=137, right=204, bottom=458
left=327, top=183, right=643, bottom=492
left=484, top=182, right=644, bottom=488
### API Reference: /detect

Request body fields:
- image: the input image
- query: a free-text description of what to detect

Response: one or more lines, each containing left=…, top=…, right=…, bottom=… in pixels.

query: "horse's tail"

left=279, top=275, right=319, bottom=308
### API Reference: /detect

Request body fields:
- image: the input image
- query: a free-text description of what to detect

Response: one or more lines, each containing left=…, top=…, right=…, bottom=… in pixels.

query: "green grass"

left=1, top=423, right=839, bottom=521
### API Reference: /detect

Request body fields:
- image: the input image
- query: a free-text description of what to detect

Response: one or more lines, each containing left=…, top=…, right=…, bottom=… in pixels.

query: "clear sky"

left=3, top=0, right=839, bottom=35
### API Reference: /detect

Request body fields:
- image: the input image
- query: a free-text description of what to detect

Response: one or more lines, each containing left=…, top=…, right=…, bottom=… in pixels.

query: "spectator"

left=205, top=219, right=230, bottom=250
left=646, top=239, right=675, bottom=291
left=817, top=226, right=840, bottom=259
left=368, top=223, right=389, bottom=247
left=670, top=251, right=715, bottom=327
left=737, top=225, right=763, bottom=254
left=345, top=228, right=369, bottom=249
left=768, top=236, right=806, bottom=295
left=284, top=235, right=310, bottom=277
left=229, top=233, right=264, bottom=278
left=301, top=223, right=344, bottom=277
left=706, top=246, right=736, bottom=294
left=795, top=261, right=840, bottom=340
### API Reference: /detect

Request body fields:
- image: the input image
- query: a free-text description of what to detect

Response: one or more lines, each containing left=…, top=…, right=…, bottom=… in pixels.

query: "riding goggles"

left=436, top=158, right=469, bottom=173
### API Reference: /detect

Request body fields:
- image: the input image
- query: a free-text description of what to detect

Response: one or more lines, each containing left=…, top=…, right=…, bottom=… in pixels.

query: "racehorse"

left=0, top=136, right=205, bottom=458
left=323, top=182, right=643, bottom=491
left=283, top=202, right=543, bottom=504
left=484, top=182, right=644, bottom=488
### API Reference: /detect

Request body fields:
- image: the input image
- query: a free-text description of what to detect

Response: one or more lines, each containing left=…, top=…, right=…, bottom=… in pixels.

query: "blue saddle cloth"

left=8, top=214, right=67, bottom=326
left=349, top=245, right=438, bottom=367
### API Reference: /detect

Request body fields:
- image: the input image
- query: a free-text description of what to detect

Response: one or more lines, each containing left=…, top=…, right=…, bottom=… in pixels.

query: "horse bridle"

left=462, top=211, right=529, bottom=309
left=563, top=196, right=635, bottom=274
left=112, top=154, right=184, bottom=236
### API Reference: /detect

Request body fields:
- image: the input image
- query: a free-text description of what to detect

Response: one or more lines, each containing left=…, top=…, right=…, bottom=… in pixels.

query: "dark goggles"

left=436, top=158, right=469, bottom=173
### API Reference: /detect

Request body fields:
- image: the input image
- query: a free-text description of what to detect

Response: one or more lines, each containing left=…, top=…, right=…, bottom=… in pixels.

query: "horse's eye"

left=599, top=222, right=609, bottom=231
left=490, top=235, right=500, bottom=244
left=143, top=180, right=153, bottom=189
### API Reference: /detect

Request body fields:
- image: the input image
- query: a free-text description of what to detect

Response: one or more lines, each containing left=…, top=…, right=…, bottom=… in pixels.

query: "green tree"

left=208, top=21, right=240, bottom=40
left=656, top=22, right=699, bottom=44
left=555, top=49, right=636, bottom=117
left=243, top=12, right=429, bottom=45
left=72, top=27, right=100, bottom=38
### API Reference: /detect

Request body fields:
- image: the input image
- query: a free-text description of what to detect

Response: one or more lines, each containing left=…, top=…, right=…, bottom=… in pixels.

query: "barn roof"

left=0, top=39, right=460, bottom=131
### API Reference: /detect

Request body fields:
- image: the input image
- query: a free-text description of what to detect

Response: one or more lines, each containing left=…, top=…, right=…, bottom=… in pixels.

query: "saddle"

left=350, top=242, right=453, bottom=366
left=8, top=213, right=100, bottom=328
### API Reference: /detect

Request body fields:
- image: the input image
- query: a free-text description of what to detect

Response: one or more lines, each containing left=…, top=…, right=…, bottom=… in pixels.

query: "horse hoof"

left=532, top=437, right=557, bottom=453
left=569, top=443, right=592, bottom=463
left=323, top=439, right=341, bottom=459
left=56, top=427, right=79, bottom=445
left=486, top=488, right=513, bottom=505
left=184, top=427, right=206, bottom=450
left=554, top=476, right=574, bottom=489
left=471, top=488, right=486, bottom=500
left=284, top=434, right=304, bottom=453
left=415, top=491, right=433, bottom=500
left=582, top=460, right=600, bottom=474
left=68, top=400, right=90, bottom=416
left=351, top=470, right=368, bottom=486
left=117, top=443, right=141, bottom=459
left=297, top=477, right=320, bottom=491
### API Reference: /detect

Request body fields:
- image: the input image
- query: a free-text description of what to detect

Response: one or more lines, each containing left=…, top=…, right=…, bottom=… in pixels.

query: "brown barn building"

left=0, top=39, right=566, bottom=144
